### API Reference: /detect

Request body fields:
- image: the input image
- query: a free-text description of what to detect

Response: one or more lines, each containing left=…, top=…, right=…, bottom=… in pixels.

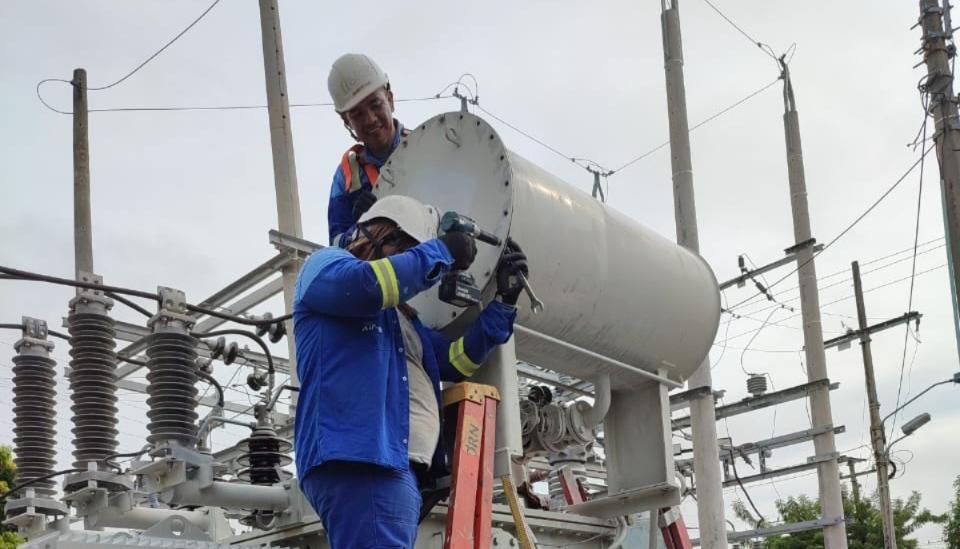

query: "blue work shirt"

left=292, top=239, right=517, bottom=477
left=327, top=120, right=406, bottom=247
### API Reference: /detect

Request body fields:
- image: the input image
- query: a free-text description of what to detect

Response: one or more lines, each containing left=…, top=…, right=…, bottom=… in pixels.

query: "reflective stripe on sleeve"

left=369, top=258, right=400, bottom=308
left=448, top=337, right=480, bottom=377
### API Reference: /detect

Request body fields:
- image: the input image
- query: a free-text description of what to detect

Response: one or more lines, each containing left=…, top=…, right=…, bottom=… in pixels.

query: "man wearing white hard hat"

left=326, top=53, right=408, bottom=248
left=293, top=195, right=529, bottom=548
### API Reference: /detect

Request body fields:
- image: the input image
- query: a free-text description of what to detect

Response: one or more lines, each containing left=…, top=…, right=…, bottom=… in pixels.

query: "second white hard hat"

left=358, top=195, right=439, bottom=244
left=327, top=53, right=389, bottom=113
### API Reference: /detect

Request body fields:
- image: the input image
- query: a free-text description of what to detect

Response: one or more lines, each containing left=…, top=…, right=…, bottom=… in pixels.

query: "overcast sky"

left=2, top=1, right=958, bottom=546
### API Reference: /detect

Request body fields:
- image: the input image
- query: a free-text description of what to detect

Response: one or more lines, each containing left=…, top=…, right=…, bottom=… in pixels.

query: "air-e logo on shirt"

left=360, top=322, right=381, bottom=334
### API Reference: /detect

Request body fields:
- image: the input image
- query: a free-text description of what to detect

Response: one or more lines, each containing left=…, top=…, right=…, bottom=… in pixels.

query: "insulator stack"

left=145, top=331, right=199, bottom=447
left=11, top=319, right=58, bottom=499
left=747, top=374, right=768, bottom=397
left=238, top=424, right=293, bottom=485
left=67, top=282, right=119, bottom=468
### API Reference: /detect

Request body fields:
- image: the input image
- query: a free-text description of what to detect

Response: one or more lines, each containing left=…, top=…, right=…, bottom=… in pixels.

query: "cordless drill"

left=438, top=211, right=502, bottom=307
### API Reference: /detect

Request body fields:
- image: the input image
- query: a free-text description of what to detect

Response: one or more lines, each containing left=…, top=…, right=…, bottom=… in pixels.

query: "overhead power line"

left=729, top=237, right=945, bottom=315
left=698, top=0, right=785, bottom=64
left=610, top=77, right=781, bottom=174
left=726, top=144, right=936, bottom=311
left=892, top=98, right=933, bottom=436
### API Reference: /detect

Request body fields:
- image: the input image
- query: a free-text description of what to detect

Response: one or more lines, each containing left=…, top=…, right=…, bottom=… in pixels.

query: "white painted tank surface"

left=374, top=112, right=720, bottom=388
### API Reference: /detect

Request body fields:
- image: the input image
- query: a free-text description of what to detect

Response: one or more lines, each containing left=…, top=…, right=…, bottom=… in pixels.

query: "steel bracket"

left=807, top=451, right=840, bottom=464
left=68, top=271, right=114, bottom=314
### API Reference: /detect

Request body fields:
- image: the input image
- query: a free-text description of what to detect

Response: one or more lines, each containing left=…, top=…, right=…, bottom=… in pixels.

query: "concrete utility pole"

left=780, top=62, right=848, bottom=547
left=918, top=0, right=960, bottom=360
left=846, top=460, right=861, bottom=503
left=73, top=68, right=93, bottom=282
left=257, top=0, right=304, bottom=397
left=659, top=2, right=727, bottom=546
left=851, top=261, right=897, bottom=549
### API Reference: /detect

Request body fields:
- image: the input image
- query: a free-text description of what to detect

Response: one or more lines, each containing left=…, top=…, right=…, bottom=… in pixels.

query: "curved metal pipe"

left=580, top=373, right=611, bottom=429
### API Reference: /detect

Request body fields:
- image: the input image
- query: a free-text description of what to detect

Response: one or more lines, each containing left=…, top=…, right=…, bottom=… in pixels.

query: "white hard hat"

left=327, top=53, right=389, bottom=113
left=358, top=195, right=439, bottom=244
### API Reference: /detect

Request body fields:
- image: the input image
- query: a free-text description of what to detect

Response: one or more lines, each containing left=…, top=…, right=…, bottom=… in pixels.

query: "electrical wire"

left=892, top=96, right=932, bottom=437
left=197, top=370, right=225, bottom=408
left=698, top=0, right=779, bottom=63
left=727, top=237, right=945, bottom=314
left=104, top=291, right=154, bottom=318
left=191, top=329, right=275, bottom=377
left=88, top=0, right=222, bottom=92
left=610, top=77, right=781, bottom=174
left=729, top=446, right=767, bottom=527
left=0, top=264, right=290, bottom=327
left=0, top=469, right=86, bottom=501
left=0, top=323, right=68, bottom=341
left=738, top=308, right=779, bottom=375
left=726, top=143, right=937, bottom=311
left=730, top=239, right=946, bottom=319
left=37, top=92, right=453, bottom=115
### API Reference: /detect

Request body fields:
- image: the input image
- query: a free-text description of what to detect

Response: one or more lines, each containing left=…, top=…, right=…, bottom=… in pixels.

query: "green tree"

left=732, top=487, right=944, bottom=549
left=0, top=446, right=23, bottom=549
left=945, top=475, right=960, bottom=548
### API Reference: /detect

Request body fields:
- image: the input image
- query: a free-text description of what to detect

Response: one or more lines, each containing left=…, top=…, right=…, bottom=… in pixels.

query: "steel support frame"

left=672, top=379, right=839, bottom=430
left=691, top=516, right=846, bottom=546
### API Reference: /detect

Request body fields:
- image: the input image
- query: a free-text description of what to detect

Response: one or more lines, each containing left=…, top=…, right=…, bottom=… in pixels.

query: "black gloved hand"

left=439, top=232, right=477, bottom=270
left=496, top=238, right=529, bottom=306
left=352, top=190, right=378, bottom=220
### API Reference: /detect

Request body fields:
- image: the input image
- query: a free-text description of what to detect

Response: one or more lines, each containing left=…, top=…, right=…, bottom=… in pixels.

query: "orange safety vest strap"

left=340, top=145, right=381, bottom=193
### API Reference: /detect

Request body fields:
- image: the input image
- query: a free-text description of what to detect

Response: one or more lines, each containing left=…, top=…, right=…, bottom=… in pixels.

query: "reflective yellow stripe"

left=448, top=337, right=480, bottom=377
left=381, top=257, right=400, bottom=305
left=348, top=152, right=362, bottom=193
left=370, top=258, right=399, bottom=308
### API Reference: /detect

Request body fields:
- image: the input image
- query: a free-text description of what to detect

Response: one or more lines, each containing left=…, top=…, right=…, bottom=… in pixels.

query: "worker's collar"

left=361, top=120, right=404, bottom=166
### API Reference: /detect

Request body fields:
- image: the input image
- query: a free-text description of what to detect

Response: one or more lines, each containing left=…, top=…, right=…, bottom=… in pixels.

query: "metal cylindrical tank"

left=375, top=112, right=719, bottom=386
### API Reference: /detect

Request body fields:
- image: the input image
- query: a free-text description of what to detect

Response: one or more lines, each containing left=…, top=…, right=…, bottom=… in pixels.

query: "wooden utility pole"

left=852, top=261, right=897, bottom=549
left=919, top=0, right=960, bottom=359
left=258, top=0, right=303, bottom=400
left=73, top=68, right=93, bottom=282
left=780, top=62, right=848, bottom=548
left=660, top=2, right=727, bottom=546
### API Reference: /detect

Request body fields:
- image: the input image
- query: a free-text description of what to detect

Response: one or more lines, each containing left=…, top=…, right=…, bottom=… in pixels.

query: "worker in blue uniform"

left=326, top=53, right=408, bottom=248
left=293, top=195, right=530, bottom=549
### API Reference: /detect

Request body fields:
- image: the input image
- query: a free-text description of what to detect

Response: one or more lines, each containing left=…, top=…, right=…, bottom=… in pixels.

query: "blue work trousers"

left=302, top=460, right=422, bottom=549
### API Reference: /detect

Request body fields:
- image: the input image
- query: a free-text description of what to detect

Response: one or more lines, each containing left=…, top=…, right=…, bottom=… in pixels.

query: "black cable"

left=184, top=304, right=291, bottom=327
left=0, top=265, right=159, bottom=301
left=191, top=329, right=275, bottom=377
left=0, top=468, right=85, bottom=501
left=117, top=355, right=146, bottom=367
left=0, top=324, right=68, bottom=341
left=105, top=291, right=154, bottom=318
left=101, top=448, right=150, bottom=461
left=892, top=97, right=930, bottom=437
left=87, top=0, right=222, bottom=92
left=729, top=456, right=767, bottom=527
left=698, top=0, right=780, bottom=62
left=726, top=144, right=936, bottom=311
left=197, top=370, right=225, bottom=408
left=0, top=265, right=289, bottom=327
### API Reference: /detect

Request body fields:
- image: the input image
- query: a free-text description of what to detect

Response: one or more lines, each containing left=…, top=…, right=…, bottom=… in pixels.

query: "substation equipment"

left=3, top=112, right=721, bottom=548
